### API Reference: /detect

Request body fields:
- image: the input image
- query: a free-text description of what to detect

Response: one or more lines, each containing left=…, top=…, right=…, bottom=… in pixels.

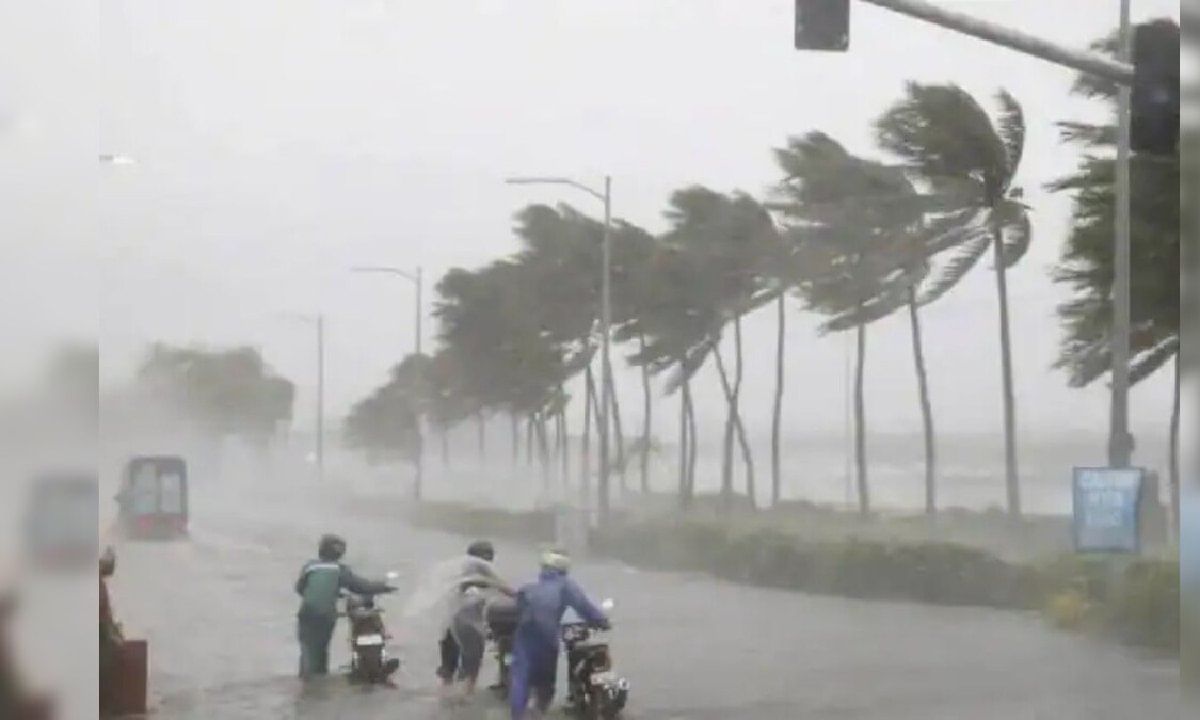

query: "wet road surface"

left=107, top=475, right=1181, bottom=720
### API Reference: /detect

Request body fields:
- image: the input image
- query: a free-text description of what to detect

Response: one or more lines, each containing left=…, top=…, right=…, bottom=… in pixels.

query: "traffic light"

left=1131, top=20, right=1179, bottom=155
left=795, top=0, right=850, bottom=52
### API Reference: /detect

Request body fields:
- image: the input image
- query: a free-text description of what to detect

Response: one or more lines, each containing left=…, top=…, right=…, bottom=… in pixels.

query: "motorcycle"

left=342, top=573, right=401, bottom=685
left=484, top=596, right=519, bottom=697
left=562, top=599, right=629, bottom=719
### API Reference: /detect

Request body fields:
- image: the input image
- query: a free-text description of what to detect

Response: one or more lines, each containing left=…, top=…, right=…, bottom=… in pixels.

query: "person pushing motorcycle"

left=509, top=548, right=608, bottom=719
left=437, top=539, right=515, bottom=698
left=294, top=533, right=395, bottom=679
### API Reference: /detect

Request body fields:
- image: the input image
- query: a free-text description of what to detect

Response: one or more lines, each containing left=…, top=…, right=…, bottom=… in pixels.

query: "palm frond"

left=994, top=89, right=1026, bottom=184
left=916, top=233, right=990, bottom=306
left=995, top=200, right=1032, bottom=268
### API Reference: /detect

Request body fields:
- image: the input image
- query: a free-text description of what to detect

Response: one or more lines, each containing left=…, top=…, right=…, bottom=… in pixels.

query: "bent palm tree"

left=876, top=83, right=1031, bottom=518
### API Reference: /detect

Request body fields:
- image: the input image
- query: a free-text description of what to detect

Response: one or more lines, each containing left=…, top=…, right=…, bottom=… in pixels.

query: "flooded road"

left=106, top=474, right=1181, bottom=720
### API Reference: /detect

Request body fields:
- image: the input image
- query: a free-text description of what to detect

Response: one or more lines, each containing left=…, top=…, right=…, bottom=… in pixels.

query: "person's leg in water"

left=437, top=628, right=460, bottom=688
left=509, top=637, right=557, bottom=719
left=508, top=639, right=532, bottom=719
left=297, top=614, right=336, bottom=678
left=451, top=618, right=486, bottom=697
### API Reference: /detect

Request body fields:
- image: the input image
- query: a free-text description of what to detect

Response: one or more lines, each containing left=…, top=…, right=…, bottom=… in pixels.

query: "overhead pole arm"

left=860, top=0, right=1134, bottom=85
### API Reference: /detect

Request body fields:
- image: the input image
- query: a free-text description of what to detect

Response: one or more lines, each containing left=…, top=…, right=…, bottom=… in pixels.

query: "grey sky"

left=1, top=1, right=1181, bottom=452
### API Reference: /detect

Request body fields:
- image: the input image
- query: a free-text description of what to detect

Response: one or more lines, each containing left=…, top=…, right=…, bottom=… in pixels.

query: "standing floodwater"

left=101, top=474, right=1180, bottom=720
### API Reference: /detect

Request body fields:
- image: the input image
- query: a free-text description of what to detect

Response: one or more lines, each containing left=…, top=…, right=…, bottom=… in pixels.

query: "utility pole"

left=598, top=175, right=613, bottom=525
left=351, top=265, right=426, bottom=499
left=505, top=175, right=614, bottom=527
left=1109, top=0, right=1134, bottom=468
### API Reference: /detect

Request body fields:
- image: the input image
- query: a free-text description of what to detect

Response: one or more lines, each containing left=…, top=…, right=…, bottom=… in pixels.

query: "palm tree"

left=773, top=132, right=944, bottom=516
left=876, top=83, right=1031, bottom=518
left=657, top=187, right=782, bottom=512
left=624, top=243, right=716, bottom=510
left=1048, top=23, right=1181, bottom=530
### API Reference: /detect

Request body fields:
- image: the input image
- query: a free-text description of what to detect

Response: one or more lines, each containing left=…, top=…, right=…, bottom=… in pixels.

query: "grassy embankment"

left=388, top=496, right=1179, bottom=655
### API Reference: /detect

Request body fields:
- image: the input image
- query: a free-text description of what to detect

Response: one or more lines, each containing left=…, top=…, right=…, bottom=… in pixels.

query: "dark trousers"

left=437, top=629, right=459, bottom=681
left=297, top=614, right=337, bottom=678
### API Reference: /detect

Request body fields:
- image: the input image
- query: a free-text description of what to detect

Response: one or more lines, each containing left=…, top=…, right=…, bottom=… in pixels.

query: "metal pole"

left=415, top=266, right=423, bottom=356
left=861, top=0, right=1133, bottom=85
left=316, top=314, right=325, bottom=481
left=414, top=266, right=424, bottom=500
left=1109, top=0, right=1134, bottom=468
left=597, top=176, right=613, bottom=525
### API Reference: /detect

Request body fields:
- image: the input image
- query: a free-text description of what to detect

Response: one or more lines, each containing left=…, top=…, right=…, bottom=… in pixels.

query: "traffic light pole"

left=859, top=0, right=1133, bottom=85
left=851, top=0, right=1140, bottom=469
left=1110, top=0, right=1133, bottom=468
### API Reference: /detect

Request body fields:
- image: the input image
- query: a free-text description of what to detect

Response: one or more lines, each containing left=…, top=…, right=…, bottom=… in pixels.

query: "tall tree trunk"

left=536, top=413, right=551, bottom=491
left=1169, top=352, right=1180, bottom=540
left=581, top=366, right=596, bottom=501
left=639, top=334, right=653, bottom=495
left=525, top=414, right=536, bottom=467
left=853, top=323, right=869, bottom=516
left=559, top=408, right=570, bottom=494
left=606, top=369, right=628, bottom=496
left=713, top=340, right=756, bottom=512
left=907, top=291, right=937, bottom=516
left=771, top=293, right=785, bottom=507
left=992, top=228, right=1021, bottom=518
left=510, top=412, right=519, bottom=467
left=733, top=314, right=756, bottom=508
left=714, top=345, right=737, bottom=513
left=684, top=375, right=698, bottom=507
left=476, top=411, right=486, bottom=464
left=677, top=367, right=689, bottom=511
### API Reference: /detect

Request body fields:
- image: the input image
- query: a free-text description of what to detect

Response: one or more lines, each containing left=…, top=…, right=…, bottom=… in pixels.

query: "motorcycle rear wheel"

left=354, top=647, right=383, bottom=683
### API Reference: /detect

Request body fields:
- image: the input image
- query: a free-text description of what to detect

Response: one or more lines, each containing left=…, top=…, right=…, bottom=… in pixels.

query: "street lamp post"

left=279, top=312, right=326, bottom=481
left=505, top=175, right=613, bottom=526
left=351, top=265, right=425, bottom=499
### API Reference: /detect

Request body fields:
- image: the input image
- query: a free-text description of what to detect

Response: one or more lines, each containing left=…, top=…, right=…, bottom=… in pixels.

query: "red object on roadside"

left=110, top=640, right=148, bottom=715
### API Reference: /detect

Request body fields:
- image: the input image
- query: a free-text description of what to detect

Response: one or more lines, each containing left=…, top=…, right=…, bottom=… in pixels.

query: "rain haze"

left=0, top=1, right=1189, bottom=719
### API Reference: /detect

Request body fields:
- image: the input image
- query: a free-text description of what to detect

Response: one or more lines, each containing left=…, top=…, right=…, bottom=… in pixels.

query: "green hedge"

left=404, top=502, right=557, bottom=544
left=403, top=505, right=1179, bottom=655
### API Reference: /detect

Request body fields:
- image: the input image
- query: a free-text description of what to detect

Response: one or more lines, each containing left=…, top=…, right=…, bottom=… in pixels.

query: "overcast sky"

left=0, top=1, right=1182, bottom=455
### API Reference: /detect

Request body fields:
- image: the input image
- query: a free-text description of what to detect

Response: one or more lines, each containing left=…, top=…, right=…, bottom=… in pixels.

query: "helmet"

left=540, top=547, right=570, bottom=573
left=99, top=546, right=116, bottom=577
left=467, top=540, right=495, bottom=562
left=318, top=534, right=347, bottom=561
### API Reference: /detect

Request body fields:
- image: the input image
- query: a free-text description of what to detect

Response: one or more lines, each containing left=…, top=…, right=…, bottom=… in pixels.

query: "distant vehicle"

left=116, top=456, right=189, bottom=540
left=24, top=473, right=99, bottom=571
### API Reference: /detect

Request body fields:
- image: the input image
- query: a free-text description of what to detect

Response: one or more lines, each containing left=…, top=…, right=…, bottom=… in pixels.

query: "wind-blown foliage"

left=136, top=344, right=294, bottom=446
left=876, top=82, right=1030, bottom=518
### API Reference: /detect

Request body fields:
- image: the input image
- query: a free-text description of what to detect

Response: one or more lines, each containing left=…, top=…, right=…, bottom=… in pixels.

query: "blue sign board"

left=1072, top=467, right=1143, bottom=554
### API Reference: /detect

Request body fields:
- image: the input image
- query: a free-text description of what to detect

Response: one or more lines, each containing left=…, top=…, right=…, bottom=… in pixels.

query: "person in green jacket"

left=295, top=534, right=395, bottom=678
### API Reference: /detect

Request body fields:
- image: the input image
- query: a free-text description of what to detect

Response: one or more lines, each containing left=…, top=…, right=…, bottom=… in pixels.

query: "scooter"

left=342, top=573, right=401, bottom=685
left=484, top=596, right=519, bottom=697
left=562, top=599, right=629, bottom=719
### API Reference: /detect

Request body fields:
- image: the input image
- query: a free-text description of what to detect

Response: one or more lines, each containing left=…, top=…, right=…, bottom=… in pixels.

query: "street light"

left=278, top=312, right=325, bottom=481
left=350, top=266, right=423, bottom=356
left=505, top=175, right=614, bottom=525
left=351, top=265, right=425, bottom=500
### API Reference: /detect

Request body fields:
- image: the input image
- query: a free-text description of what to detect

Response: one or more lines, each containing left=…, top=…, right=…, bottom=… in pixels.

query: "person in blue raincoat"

left=509, top=548, right=609, bottom=719
left=294, top=534, right=395, bottom=678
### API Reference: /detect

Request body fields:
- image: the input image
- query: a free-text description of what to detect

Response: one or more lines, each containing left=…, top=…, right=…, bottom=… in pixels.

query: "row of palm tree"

left=347, top=80, right=1046, bottom=523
